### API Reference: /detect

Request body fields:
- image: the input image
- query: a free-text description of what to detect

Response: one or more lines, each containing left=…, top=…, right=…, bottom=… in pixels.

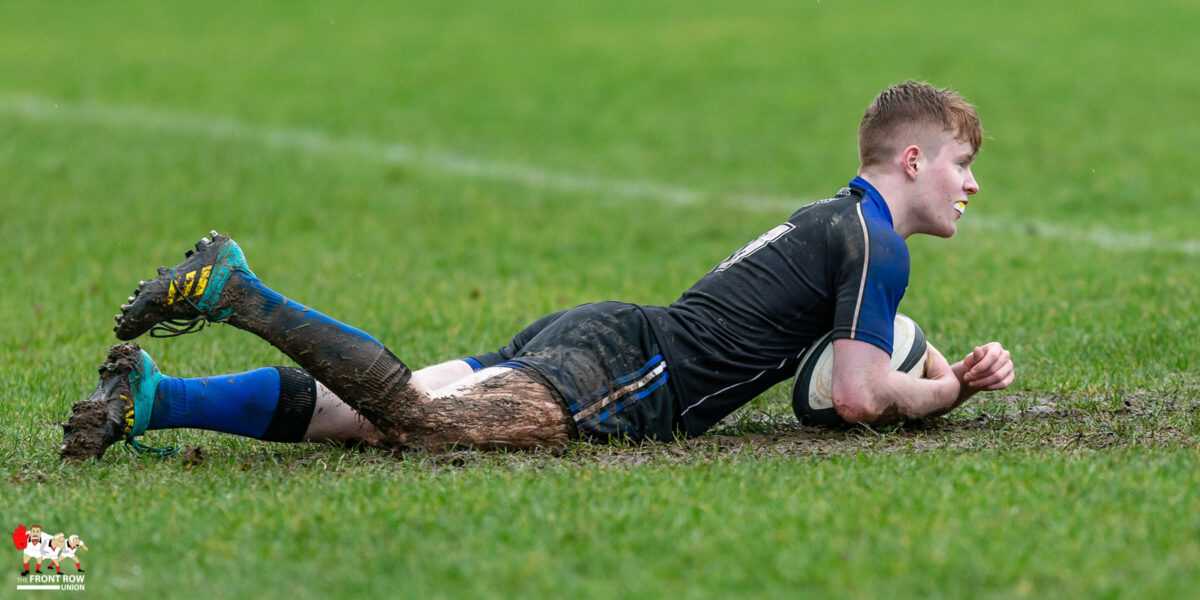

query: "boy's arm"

left=830, top=338, right=1013, bottom=425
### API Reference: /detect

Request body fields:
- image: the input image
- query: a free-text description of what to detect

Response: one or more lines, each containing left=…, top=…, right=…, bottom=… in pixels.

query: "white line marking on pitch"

left=2, top=93, right=1197, bottom=256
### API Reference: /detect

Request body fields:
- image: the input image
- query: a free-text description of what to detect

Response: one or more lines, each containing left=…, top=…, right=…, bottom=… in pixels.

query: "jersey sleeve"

left=829, top=203, right=909, bottom=355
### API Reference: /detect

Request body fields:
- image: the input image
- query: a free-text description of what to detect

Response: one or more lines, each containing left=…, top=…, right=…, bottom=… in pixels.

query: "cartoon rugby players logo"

left=14, top=524, right=88, bottom=577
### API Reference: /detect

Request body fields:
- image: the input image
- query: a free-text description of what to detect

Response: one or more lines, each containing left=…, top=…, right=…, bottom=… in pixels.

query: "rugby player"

left=61, top=81, right=1015, bottom=460
left=43, top=535, right=65, bottom=575
left=57, top=535, right=87, bottom=573
left=20, top=525, right=50, bottom=576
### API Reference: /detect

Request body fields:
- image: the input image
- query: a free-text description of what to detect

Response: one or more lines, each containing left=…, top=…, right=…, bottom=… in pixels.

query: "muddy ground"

left=320, top=391, right=1200, bottom=471
left=23, top=390, right=1199, bottom=477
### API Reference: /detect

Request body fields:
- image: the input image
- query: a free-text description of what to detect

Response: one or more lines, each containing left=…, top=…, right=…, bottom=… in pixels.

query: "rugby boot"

left=113, top=230, right=255, bottom=340
left=61, top=343, right=168, bottom=461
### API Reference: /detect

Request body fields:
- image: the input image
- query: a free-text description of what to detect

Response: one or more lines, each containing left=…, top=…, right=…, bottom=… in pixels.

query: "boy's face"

left=911, top=132, right=979, bottom=238
left=30, top=526, right=41, bottom=537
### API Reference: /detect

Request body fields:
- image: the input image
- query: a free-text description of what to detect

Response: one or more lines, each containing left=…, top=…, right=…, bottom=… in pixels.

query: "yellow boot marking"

left=182, top=270, right=197, bottom=297
left=166, top=279, right=177, bottom=305
left=193, top=265, right=213, bottom=297
left=121, top=394, right=134, bottom=433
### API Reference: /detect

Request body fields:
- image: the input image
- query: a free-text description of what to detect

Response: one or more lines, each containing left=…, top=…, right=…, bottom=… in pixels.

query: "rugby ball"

left=792, top=313, right=929, bottom=426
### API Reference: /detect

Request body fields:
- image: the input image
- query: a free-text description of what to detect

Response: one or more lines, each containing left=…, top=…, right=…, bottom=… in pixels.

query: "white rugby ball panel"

left=889, top=313, right=928, bottom=374
left=792, top=313, right=928, bottom=425
left=793, top=331, right=835, bottom=410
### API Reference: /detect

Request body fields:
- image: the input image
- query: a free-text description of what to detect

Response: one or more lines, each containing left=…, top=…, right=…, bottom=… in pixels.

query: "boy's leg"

left=149, top=366, right=319, bottom=442
left=92, top=231, right=569, bottom=452
left=61, top=347, right=554, bottom=460
left=410, top=360, right=476, bottom=391
left=142, top=361, right=491, bottom=445
left=202, top=279, right=574, bottom=451
left=300, top=380, right=386, bottom=446
left=406, top=367, right=572, bottom=451
left=61, top=344, right=388, bottom=460
left=111, top=232, right=426, bottom=445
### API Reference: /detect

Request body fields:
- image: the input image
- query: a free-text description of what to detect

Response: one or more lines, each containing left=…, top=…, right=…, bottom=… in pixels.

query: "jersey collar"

left=848, top=176, right=894, bottom=228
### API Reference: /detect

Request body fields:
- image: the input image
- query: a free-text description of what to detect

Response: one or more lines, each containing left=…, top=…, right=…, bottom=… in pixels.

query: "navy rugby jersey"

left=640, top=177, right=910, bottom=435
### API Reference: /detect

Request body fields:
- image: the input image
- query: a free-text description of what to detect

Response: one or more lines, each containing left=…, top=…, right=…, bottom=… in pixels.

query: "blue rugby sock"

left=148, top=366, right=317, bottom=442
left=223, top=271, right=416, bottom=441
left=237, top=273, right=386, bottom=351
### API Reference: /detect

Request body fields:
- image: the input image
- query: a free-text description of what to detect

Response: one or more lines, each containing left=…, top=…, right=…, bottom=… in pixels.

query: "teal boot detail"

left=115, top=230, right=256, bottom=340
left=61, top=343, right=176, bottom=461
left=126, top=349, right=165, bottom=439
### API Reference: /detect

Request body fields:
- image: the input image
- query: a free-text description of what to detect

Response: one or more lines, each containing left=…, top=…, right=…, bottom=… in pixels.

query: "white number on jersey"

left=712, top=223, right=794, bottom=273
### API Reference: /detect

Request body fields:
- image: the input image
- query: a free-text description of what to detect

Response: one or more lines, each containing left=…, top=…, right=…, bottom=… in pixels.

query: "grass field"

left=2, top=1, right=1199, bottom=597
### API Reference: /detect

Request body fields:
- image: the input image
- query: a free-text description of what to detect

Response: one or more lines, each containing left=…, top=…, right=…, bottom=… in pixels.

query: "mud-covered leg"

left=109, top=231, right=419, bottom=446
left=406, top=369, right=573, bottom=452
left=110, top=232, right=567, bottom=451
left=210, top=272, right=421, bottom=445
left=223, top=278, right=573, bottom=450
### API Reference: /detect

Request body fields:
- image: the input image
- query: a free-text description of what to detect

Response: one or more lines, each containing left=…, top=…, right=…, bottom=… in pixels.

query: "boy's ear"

left=902, top=145, right=922, bottom=179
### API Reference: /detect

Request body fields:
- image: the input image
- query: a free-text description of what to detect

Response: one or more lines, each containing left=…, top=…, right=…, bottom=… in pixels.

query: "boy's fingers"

left=964, top=346, right=996, bottom=381
left=967, top=350, right=1014, bottom=389
left=977, top=362, right=1015, bottom=390
left=965, top=344, right=1011, bottom=382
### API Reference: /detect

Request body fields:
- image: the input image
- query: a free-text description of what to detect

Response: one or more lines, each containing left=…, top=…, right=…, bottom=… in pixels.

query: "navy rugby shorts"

left=465, top=302, right=678, bottom=441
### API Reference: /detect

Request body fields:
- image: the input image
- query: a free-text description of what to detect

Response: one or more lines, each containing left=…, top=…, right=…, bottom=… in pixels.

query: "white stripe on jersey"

left=678, top=352, right=803, bottom=417
left=849, top=202, right=871, bottom=339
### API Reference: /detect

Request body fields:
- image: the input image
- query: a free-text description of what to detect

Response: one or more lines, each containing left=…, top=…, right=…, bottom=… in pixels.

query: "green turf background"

left=1, top=1, right=1198, bottom=597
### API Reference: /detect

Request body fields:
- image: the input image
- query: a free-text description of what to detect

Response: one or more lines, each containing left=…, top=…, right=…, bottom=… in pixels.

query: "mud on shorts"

left=465, top=302, right=678, bottom=442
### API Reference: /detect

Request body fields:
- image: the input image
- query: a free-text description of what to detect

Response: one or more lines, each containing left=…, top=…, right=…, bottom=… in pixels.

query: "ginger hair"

left=858, top=81, right=983, bottom=168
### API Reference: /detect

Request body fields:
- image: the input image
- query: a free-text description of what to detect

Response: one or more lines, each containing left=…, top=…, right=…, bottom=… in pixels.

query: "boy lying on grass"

left=62, top=81, right=1013, bottom=461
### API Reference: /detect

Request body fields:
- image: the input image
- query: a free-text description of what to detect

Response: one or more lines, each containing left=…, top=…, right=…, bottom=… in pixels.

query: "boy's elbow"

left=831, top=387, right=881, bottom=424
